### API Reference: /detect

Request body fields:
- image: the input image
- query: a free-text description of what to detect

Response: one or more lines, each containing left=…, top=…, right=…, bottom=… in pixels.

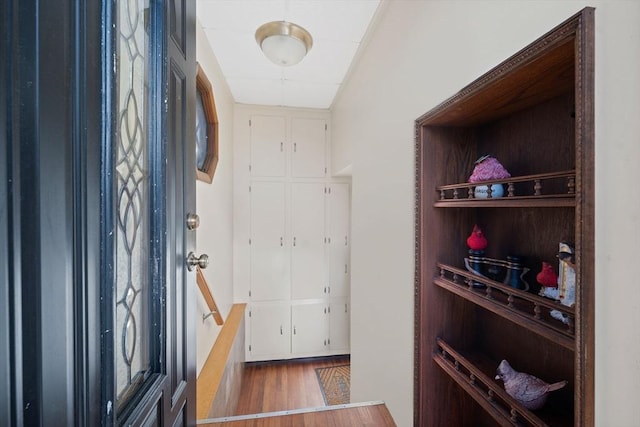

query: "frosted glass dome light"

left=255, top=21, right=313, bottom=67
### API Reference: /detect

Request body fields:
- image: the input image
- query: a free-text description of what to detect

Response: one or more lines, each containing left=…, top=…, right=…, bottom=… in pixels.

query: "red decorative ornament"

left=536, top=261, right=558, bottom=288
left=466, top=224, right=488, bottom=251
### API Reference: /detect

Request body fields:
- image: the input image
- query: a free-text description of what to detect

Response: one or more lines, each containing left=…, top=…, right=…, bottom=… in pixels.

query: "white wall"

left=332, top=1, right=640, bottom=426
left=195, top=20, right=236, bottom=376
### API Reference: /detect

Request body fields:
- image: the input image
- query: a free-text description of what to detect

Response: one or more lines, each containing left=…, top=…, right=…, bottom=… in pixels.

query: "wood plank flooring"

left=198, top=356, right=397, bottom=426
left=198, top=402, right=397, bottom=427
left=234, top=356, right=350, bottom=415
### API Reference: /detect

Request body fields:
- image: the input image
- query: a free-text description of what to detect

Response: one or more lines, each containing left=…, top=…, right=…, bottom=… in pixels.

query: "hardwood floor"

left=234, top=356, right=350, bottom=415
left=198, top=402, right=397, bottom=427
left=198, top=356, right=397, bottom=426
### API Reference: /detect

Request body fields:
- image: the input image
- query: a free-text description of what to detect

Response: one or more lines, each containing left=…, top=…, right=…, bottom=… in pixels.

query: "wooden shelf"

left=434, top=263, right=574, bottom=350
left=434, top=338, right=572, bottom=427
left=434, top=197, right=575, bottom=208
left=435, top=171, right=575, bottom=208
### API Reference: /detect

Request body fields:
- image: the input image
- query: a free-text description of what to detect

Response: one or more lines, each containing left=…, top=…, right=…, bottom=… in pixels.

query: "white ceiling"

left=196, top=0, right=382, bottom=109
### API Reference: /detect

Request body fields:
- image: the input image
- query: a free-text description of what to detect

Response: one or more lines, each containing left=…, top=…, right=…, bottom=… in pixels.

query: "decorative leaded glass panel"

left=115, top=0, right=151, bottom=406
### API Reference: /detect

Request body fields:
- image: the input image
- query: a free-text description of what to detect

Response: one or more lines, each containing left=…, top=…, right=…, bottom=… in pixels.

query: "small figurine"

left=465, top=224, right=488, bottom=287
left=495, top=359, right=567, bottom=410
left=556, top=242, right=576, bottom=306
left=536, top=261, right=558, bottom=288
left=538, top=243, right=575, bottom=324
left=466, top=224, right=488, bottom=251
left=469, top=155, right=512, bottom=182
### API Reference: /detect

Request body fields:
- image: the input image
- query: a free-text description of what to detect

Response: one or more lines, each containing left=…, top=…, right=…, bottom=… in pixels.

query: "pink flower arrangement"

left=468, top=155, right=511, bottom=183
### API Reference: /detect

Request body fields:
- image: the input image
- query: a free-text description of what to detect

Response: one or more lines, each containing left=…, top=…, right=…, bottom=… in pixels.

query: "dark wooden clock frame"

left=195, top=63, right=219, bottom=183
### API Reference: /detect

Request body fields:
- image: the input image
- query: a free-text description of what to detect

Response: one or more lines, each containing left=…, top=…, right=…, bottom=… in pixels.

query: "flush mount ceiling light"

left=255, top=21, right=313, bottom=67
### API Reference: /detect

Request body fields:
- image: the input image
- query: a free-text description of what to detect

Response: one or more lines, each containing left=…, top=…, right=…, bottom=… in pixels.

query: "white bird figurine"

left=495, top=359, right=567, bottom=410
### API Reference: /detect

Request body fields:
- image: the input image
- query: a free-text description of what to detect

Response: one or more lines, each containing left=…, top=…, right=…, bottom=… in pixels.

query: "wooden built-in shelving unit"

left=435, top=263, right=575, bottom=350
left=414, top=8, right=594, bottom=426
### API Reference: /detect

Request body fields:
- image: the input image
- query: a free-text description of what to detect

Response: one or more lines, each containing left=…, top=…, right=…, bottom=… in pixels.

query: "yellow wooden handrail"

left=196, top=266, right=224, bottom=325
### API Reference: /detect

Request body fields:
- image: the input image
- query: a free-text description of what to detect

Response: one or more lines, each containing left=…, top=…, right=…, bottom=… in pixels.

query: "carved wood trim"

left=415, top=10, right=585, bottom=127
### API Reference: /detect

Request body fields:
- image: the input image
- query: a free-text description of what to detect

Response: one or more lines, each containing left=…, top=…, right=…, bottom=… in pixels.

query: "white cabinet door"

left=248, top=302, right=290, bottom=360
left=291, top=302, right=328, bottom=355
left=291, top=183, right=326, bottom=300
left=250, top=182, right=288, bottom=301
left=327, top=183, right=350, bottom=297
left=329, top=299, right=350, bottom=352
left=250, top=115, right=285, bottom=177
left=291, top=118, right=326, bottom=178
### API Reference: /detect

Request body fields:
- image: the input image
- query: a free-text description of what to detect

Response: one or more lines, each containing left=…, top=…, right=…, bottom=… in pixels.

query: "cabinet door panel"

left=250, top=115, right=285, bottom=177
left=248, top=303, right=290, bottom=360
left=329, top=299, right=350, bottom=352
left=291, top=118, right=326, bottom=178
left=328, top=183, right=350, bottom=297
left=250, top=182, right=288, bottom=301
left=291, top=183, right=326, bottom=300
left=291, top=303, right=328, bottom=355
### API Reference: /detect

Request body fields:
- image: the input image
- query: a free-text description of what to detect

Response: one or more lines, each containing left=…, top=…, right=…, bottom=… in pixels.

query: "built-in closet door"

left=291, top=118, right=326, bottom=178
left=327, top=183, right=351, bottom=297
left=250, top=115, right=286, bottom=177
left=329, top=298, right=350, bottom=352
left=248, top=302, right=291, bottom=359
left=291, top=182, right=326, bottom=300
left=250, top=181, right=288, bottom=301
left=291, top=302, right=328, bottom=355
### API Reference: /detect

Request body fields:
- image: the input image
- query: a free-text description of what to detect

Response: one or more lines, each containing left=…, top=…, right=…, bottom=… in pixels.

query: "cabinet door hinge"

left=249, top=185, right=251, bottom=192
left=325, top=124, right=328, bottom=131
left=249, top=164, right=252, bottom=172
left=249, top=344, right=252, bottom=352
left=249, top=309, right=251, bottom=317
left=249, top=290, right=252, bottom=297
left=249, top=238, right=251, bottom=245
left=249, top=119, right=251, bottom=126
left=325, top=167, right=328, bottom=175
